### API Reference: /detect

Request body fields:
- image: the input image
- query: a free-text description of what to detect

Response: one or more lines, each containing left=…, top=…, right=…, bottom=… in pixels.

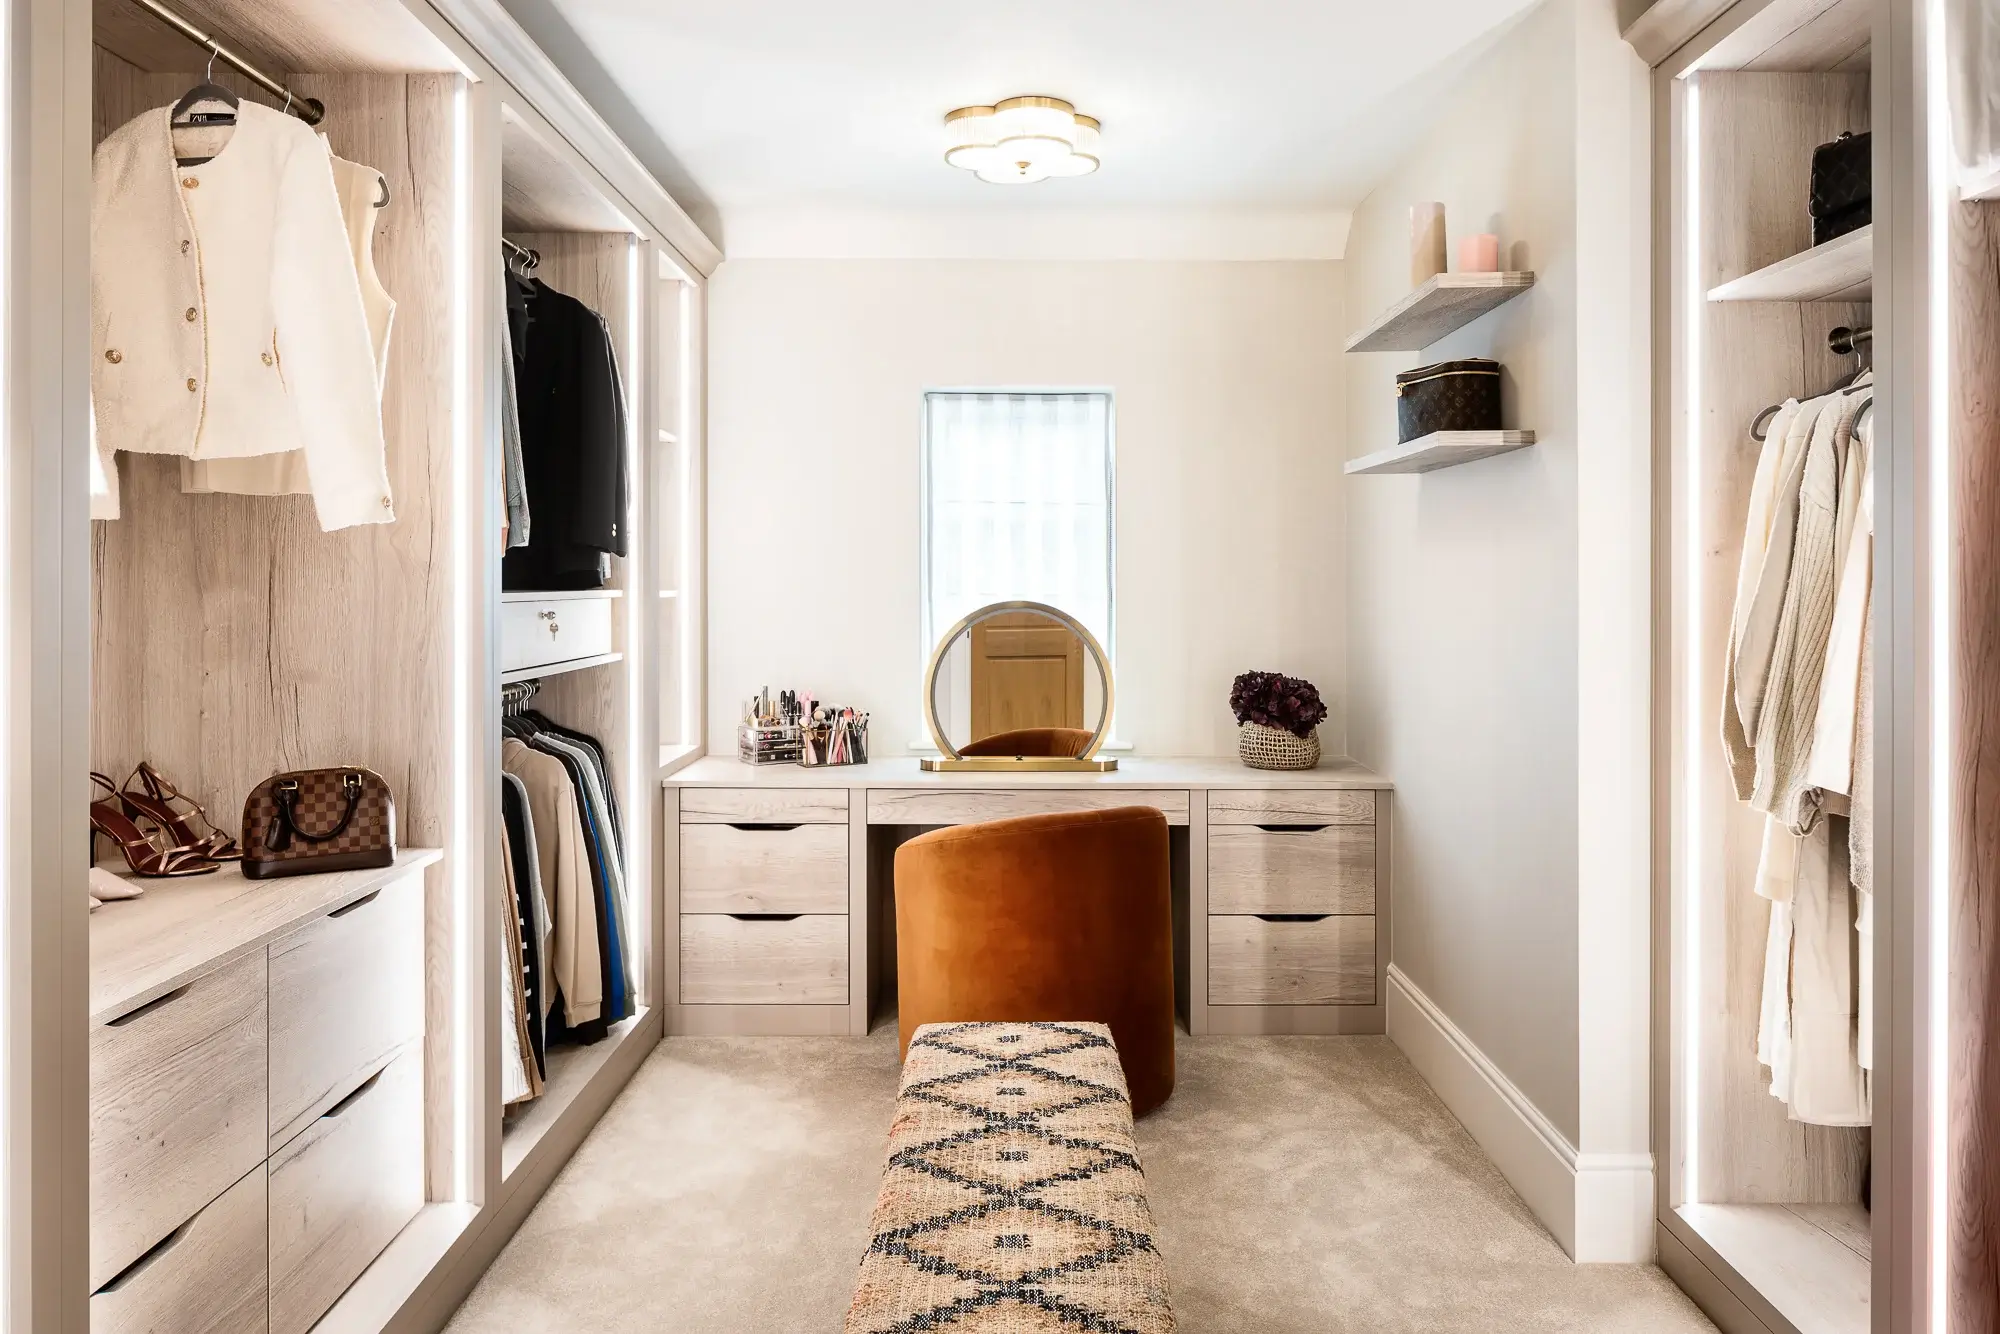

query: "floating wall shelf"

left=1344, top=430, right=1537, bottom=476
left=499, top=588, right=624, bottom=603
left=1707, top=225, right=1871, bottom=303
left=1344, top=272, right=1537, bottom=353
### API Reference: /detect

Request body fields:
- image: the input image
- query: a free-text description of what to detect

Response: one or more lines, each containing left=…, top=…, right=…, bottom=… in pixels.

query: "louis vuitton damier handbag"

left=240, top=767, right=397, bottom=879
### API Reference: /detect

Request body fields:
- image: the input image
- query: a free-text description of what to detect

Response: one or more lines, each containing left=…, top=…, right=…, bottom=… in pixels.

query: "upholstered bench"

left=844, top=1021, right=1175, bottom=1333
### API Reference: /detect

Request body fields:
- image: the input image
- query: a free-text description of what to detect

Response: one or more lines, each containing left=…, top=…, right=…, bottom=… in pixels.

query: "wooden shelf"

left=1344, top=272, right=1536, bottom=353
left=499, top=588, right=624, bottom=603
left=1677, top=1203, right=1869, bottom=1334
left=502, top=1012, right=645, bottom=1178
left=1344, top=430, right=1537, bottom=476
left=1708, top=225, right=1872, bottom=302
left=501, top=651, right=623, bottom=685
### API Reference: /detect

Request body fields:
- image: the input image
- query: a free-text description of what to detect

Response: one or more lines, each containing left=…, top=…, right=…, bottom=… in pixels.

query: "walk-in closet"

left=1654, top=0, right=1879, bottom=1329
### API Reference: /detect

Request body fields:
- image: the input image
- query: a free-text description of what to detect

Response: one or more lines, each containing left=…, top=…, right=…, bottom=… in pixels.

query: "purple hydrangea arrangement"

left=1229, top=671, right=1328, bottom=739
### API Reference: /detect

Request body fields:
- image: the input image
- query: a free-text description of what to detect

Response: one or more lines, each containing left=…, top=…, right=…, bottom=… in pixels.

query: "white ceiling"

left=524, top=0, right=1546, bottom=257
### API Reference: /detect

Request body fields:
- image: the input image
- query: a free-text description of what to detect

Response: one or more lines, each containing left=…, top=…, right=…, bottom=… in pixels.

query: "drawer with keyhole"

left=500, top=593, right=616, bottom=674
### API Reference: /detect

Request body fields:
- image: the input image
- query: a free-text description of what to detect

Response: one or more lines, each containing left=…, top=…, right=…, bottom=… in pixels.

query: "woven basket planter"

left=1238, top=722, right=1321, bottom=771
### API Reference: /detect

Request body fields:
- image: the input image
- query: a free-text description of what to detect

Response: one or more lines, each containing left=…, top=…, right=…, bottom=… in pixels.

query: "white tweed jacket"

left=91, top=102, right=392, bottom=531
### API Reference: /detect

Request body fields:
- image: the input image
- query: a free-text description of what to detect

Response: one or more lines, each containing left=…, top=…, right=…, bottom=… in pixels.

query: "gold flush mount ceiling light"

left=945, top=96, right=1101, bottom=185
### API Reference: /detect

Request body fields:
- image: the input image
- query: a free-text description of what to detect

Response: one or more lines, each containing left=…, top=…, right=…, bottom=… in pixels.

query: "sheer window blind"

left=922, top=391, right=1114, bottom=653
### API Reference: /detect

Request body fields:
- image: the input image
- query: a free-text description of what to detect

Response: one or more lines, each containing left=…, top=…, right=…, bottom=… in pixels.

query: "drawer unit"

left=681, top=913, right=848, bottom=1004
left=90, top=949, right=268, bottom=1291
left=268, top=1046, right=425, bottom=1334
left=500, top=593, right=616, bottom=675
left=90, top=1164, right=268, bottom=1334
left=679, top=786, right=849, bottom=824
left=268, top=873, right=425, bottom=1150
left=681, top=822, right=849, bottom=914
left=1207, top=788, right=1375, bottom=826
left=1207, top=824, right=1376, bottom=915
left=1208, top=914, right=1377, bottom=1006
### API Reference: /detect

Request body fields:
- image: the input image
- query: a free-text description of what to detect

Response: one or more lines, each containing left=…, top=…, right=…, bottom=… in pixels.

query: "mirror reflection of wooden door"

left=969, top=613, right=1085, bottom=738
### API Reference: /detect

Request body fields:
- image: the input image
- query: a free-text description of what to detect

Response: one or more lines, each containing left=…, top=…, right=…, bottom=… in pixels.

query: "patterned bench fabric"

left=845, top=1021, right=1176, bottom=1333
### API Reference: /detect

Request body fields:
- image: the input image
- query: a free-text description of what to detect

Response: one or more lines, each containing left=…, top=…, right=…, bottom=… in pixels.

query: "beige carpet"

left=447, top=1029, right=1715, bottom=1333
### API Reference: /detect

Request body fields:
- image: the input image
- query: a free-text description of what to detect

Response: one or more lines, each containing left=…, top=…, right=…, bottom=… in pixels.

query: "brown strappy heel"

left=90, top=773, right=219, bottom=878
left=120, top=761, right=241, bottom=862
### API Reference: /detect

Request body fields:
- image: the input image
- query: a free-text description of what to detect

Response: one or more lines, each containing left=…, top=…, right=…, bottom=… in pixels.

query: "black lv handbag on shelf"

left=1395, top=358, right=1502, bottom=443
left=240, top=767, right=398, bottom=879
left=1809, top=130, right=1871, bottom=245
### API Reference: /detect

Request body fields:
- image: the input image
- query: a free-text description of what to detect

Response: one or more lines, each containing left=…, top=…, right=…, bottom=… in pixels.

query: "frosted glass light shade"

left=945, top=98, right=1101, bottom=184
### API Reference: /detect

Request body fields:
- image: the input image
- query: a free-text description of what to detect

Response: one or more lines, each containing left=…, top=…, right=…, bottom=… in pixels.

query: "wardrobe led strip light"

left=624, top=238, right=644, bottom=974
left=449, top=79, right=473, bottom=1202
left=1925, top=0, right=1952, bottom=1319
left=678, top=281, right=695, bottom=746
left=1680, top=75, right=1704, bottom=1212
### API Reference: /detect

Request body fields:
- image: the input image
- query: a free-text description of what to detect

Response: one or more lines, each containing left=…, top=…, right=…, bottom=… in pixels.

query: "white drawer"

left=268, top=873, right=424, bottom=1152
left=91, top=1164, right=268, bottom=1334
left=1206, top=789, right=1376, bottom=825
left=681, top=914, right=848, bottom=1004
left=1208, top=915, right=1377, bottom=1006
left=90, top=950, right=267, bottom=1292
left=679, top=786, right=849, bottom=824
left=500, top=594, right=615, bottom=675
left=681, top=823, right=849, bottom=914
left=268, top=1047, right=425, bottom=1334
left=1207, top=825, right=1376, bottom=914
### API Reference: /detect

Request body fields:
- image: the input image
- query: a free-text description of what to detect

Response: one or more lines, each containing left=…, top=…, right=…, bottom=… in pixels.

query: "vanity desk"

left=661, top=757, right=1393, bottom=1038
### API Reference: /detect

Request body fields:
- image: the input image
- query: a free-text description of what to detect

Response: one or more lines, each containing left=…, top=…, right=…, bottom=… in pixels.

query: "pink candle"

left=1459, top=233, right=1501, bottom=273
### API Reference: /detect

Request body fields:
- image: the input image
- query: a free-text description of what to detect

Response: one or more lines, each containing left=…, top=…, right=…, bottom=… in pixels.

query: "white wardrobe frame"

left=3, top=0, right=715, bottom=1328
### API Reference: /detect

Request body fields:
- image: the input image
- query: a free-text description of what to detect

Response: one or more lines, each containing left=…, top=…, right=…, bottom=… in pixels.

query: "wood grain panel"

left=1207, top=825, right=1376, bottom=915
left=89, top=1163, right=267, bottom=1333
left=680, top=824, right=848, bottom=915
left=94, top=0, right=455, bottom=75
left=1207, top=915, right=1375, bottom=1006
left=679, top=914, right=847, bottom=1005
left=679, top=787, right=849, bottom=824
left=90, top=951, right=267, bottom=1291
left=1206, top=788, right=1375, bottom=825
left=1692, top=72, right=1870, bottom=1206
left=267, top=1047, right=424, bottom=1334
left=865, top=788, right=1190, bottom=827
left=1949, top=193, right=2000, bottom=1333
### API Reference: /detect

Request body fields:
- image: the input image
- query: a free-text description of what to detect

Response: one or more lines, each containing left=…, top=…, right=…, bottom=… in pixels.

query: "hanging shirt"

left=91, top=102, right=391, bottom=531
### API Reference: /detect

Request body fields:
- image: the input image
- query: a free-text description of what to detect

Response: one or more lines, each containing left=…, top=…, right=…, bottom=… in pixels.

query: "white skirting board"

left=1386, top=965, right=1654, bottom=1263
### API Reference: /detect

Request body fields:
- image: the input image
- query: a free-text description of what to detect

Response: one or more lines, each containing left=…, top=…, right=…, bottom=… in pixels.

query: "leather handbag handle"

left=268, top=773, right=364, bottom=849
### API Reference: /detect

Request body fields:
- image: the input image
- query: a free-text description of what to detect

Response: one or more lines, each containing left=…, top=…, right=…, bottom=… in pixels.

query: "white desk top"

left=662, top=755, right=1391, bottom=790
left=90, top=848, right=443, bottom=1025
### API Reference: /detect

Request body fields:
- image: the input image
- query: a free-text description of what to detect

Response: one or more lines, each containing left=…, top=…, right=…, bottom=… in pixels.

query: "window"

left=921, top=391, right=1114, bottom=656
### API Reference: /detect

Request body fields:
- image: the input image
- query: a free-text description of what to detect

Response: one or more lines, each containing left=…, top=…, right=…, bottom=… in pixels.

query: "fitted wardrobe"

left=0, top=0, right=711, bottom=1327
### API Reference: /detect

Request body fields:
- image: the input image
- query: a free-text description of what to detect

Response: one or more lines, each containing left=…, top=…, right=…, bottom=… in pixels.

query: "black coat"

left=502, top=277, right=629, bottom=591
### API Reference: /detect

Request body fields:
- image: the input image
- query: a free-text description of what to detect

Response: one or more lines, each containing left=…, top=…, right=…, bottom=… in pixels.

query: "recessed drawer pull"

left=1253, top=913, right=1331, bottom=923
left=105, top=983, right=193, bottom=1027
left=94, top=1216, right=193, bottom=1294
left=324, top=1066, right=386, bottom=1118
left=725, top=822, right=803, bottom=832
left=327, top=889, right=382, bottom=918
left=728, top=913, right=803, bottom=922
left=1254, top=824, right=1331, bottom=834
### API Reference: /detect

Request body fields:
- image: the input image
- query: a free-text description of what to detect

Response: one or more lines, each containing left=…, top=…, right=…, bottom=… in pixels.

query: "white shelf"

left=656, top=428, right=678, bottom=445
left=499, top=588, right=624, bottom=603
left=500, top=651, right=623, bottom=685
left=1344, top=272, right=1536, bottom=353
left=1708, top=225, right=1872, bottom=303
left=1344, top=430, right=1537, bottom=475
left=658, top=589, right=678, bottom=599
left=1677, top=1203, right=1869, bottom=1334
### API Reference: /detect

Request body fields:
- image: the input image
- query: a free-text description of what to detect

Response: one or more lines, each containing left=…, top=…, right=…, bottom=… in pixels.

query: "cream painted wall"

left=707, top=259, right=1347, bottom=756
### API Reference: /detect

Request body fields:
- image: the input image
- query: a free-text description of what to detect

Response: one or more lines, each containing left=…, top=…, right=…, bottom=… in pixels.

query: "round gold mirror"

left=920, top=600, right=1117, bottom=772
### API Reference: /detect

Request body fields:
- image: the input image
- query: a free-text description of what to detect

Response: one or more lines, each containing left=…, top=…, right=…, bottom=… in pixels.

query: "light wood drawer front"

left=866, top=789, right=1191, bottom=827
left=1208, top=915, right=1377, bottom=1006
left=1207, top=789, right=1376, bottom=825
left=500, top=595, right=615, bottom=675
left=681, top=914, right=848, bottom=1004
left=90, top=949, right=268, bottom=1292
left=680, top=787, right=849, bottom=824
left=681, top=823, right=848, bottom=914
left=1207, top=825, right=1376, bottom=914
left=91, top=1164, right=268, bottom=1334
left=268, top=1047, right=424, bottom=1334
left=268, top=873, right=424, bottom=1152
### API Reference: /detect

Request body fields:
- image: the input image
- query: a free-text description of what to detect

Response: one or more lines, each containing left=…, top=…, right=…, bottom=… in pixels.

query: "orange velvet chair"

left=956, top=727, right=1096, bottom=758
left=894, top=806, right=1176, bottom=1115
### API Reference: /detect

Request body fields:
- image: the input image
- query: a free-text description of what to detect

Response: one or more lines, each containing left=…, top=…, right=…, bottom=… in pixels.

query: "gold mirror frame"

left=920, top=599, right=1118, bottom=772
